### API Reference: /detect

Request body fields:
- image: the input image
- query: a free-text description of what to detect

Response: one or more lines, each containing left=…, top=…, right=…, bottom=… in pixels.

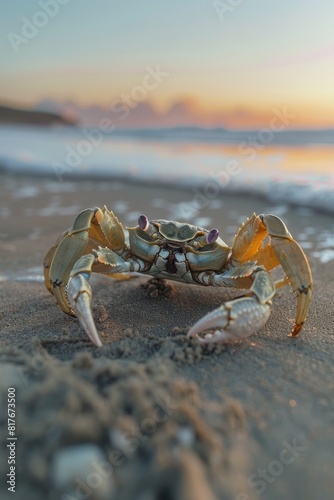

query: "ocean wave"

left=1, top=124, right=333, bottom=215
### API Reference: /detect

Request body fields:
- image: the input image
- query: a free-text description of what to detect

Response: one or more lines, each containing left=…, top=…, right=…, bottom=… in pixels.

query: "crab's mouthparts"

left=163, top=244, right=185, bottom=274
left=165, top=242, right=184, bottom=251
left=166, top=249, right=179, bottom=273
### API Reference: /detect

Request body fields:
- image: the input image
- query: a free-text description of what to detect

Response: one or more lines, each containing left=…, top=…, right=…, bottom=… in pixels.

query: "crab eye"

left=138, top=214, right=149, bottom=231
left=206, top=228, right=219, bottom=244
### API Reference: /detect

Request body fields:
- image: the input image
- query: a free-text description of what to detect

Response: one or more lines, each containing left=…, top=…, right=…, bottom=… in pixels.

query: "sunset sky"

left=1, top=0, right=334, bottom=128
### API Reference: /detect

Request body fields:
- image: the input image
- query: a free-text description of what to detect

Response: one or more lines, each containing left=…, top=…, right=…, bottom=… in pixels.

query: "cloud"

left=262, top=43, right=334, bottom=68
left=29, top=97, right=322, bottom=129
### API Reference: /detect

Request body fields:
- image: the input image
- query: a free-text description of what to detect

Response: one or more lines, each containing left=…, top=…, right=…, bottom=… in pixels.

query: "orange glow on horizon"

left=4, top=93, right=330, bottom=130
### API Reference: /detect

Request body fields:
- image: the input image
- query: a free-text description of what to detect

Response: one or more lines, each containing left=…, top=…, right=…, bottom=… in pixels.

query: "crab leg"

left=44, top=206, right=127, bottom=315
left=67, top=248, right=131, bottom=346
left=257, top=215, right=313, bottom=336
left=67, top=254, right=100, bottom=346
left=188, top=265, right=275, bottom=344
left=231, top=213, right=313, bottom=336
left=44, top=208, right=104, bottom=314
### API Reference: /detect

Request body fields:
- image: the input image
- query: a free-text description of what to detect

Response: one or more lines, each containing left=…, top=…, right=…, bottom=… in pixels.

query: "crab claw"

left=67, top=274, right=102, bottom=347
left=187, top=297, right=271, bottom=344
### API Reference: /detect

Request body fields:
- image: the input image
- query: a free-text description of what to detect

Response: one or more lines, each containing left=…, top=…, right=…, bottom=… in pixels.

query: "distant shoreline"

left=0, top=104, right=77, bottom=126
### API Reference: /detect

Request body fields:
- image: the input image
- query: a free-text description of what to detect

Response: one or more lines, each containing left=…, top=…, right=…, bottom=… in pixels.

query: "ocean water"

left=0, top=124, right=333, bottom=215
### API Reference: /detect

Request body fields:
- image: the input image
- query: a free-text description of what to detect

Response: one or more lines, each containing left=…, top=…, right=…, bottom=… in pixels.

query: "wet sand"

left=1, top=173, right=334, bottom=500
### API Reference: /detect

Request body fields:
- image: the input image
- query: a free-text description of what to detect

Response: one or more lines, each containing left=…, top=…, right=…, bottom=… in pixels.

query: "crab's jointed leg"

left=43, top=206, right=129, bottom=345
left=67, top=249, right=131, bottom=346
left=44, top=206, right=127, bottom=313
left=252, top=214, right=312, bottom=336
left=231, top=213, right=313, bottom=335
left=68, top=246, right=150, bottom=346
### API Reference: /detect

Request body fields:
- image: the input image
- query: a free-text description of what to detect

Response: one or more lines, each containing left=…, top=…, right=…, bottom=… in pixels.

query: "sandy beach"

left=1, top=172, right=334, bottom=500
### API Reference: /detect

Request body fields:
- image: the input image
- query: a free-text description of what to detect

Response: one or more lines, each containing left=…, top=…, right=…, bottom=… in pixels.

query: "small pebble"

left=177, top=426, right=195, bottom=447
left=52, top=444, right=113, bottom=498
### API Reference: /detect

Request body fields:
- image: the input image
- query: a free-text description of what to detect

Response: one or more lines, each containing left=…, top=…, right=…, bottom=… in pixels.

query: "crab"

left=43, top=207, right=313, bottom=347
